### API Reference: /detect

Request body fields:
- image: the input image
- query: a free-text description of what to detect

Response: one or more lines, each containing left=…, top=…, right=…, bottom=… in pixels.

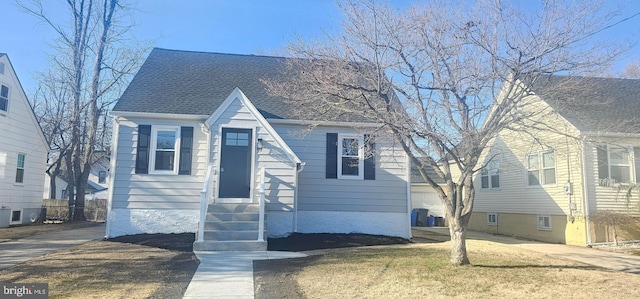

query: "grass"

left=257, top=239, right=640, bottom=298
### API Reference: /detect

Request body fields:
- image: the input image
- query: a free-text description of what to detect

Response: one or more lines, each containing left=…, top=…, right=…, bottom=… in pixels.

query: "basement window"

left=537, top=214, right=551, bottom=231
left=487, top=212, right=497, bottom=226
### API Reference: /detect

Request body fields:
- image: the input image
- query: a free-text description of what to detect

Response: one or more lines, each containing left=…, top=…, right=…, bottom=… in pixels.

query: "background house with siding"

left=107, top=48, right=411, bottom=250
left=0, top=53, right=49, bottom=227
left=470, top=75, right=640, bottom=245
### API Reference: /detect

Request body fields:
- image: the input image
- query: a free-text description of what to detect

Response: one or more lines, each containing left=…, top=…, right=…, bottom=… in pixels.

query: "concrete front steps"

left=193, top=203, right=267, bottom=251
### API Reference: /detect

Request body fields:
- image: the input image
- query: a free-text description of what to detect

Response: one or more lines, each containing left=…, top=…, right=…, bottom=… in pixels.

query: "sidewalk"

left=183, top=251, right=307, bottom=299
left=0, top=224, right=105, bottom=270
left=414, top=226, right=640, bottom=274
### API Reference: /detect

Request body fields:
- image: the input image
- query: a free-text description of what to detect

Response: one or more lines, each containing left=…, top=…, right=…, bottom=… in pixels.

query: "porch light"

left=257, top=138, right=264, bottom=152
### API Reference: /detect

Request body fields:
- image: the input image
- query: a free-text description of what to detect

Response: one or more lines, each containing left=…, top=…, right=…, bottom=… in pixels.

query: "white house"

left=0, top=53, right=49, bottom=227
left=106, top=48, right=411, bottom=250
left=471, top=75, right=640, bottom=246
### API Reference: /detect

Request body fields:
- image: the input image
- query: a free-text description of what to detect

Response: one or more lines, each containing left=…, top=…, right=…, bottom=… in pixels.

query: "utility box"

left=0, top=207, right=11, bottom=228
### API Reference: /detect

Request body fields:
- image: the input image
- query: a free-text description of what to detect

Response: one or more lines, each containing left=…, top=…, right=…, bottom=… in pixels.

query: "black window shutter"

left=596, top=145, right=608, bottom=180
left=179, top=126, right=194, bottom=175
left=364, top=134, right=375, bottom=180
left=326, top=133, right=338, bottom=179
left=135, top=125, right=151, bottom=174
left=634, top=147, right=640, bottom=183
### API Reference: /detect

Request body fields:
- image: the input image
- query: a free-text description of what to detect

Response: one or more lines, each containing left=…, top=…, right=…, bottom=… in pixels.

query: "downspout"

left=581, top=138, right=592, bottom=245
left=104, top=116, right=120, bottom=239
left=406, top=153, right=412, bottom=238
left=293, top=162, right=305, bottom=233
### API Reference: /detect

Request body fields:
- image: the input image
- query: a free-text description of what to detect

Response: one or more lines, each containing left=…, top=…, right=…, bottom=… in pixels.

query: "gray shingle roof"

left=114, top=48, right=308, bottom=119
left=410, top=159, right=446, bottom=185
left=531, top=75, right=640, bottom=134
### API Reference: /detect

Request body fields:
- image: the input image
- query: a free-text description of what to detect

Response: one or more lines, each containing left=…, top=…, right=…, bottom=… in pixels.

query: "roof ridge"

left=152, top=47, right=291, bottom=60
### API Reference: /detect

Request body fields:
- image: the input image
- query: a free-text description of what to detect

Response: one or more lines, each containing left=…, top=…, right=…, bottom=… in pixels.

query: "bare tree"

left=20, top=0, right=146, bottom=220
left=266, top=0, right=634, bottom=265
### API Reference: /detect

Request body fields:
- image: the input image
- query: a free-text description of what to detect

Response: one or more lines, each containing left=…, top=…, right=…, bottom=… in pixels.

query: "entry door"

left=219, top=128, right=253, bottom=199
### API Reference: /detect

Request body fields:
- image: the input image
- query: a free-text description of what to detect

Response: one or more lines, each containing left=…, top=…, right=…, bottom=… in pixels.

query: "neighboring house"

left=471, top=75, right=640, bottom=246
left=106, top=48, right=411, bottom=250
left=410, top=161, right=446, bottom=218
left=43, top=152, right=110, bottom=200
left=0, top=53, right=49, bottom=227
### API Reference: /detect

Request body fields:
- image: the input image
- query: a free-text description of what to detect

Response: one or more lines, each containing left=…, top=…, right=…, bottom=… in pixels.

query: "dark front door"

left=219, top=128, right=252, bottom=198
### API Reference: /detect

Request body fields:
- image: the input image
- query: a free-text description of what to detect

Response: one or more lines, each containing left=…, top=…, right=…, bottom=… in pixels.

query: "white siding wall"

left=583, top=138, right=640, bottom=215
left=473, top=102, right=585, bottom=217
left=274, top=124, right=409, bottom=213
left=108, top=117, right=207, bottom=237
left=0, top=55, right=48, bottom=224
left=209, top=99, right=297, bottom=212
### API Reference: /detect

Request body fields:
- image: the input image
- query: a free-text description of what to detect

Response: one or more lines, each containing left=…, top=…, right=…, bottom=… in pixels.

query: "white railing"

left=258, top=167, right=266, bottom=242
left=198, top=164, right=214, bottom=242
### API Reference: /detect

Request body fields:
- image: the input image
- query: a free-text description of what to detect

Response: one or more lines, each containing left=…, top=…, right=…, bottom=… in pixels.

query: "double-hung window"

left=480, top=163, right=500, bottom=189
left=597, top=144, right=640, bottom=185
left=527, top=151, right=556, bottom=186
left=150, top=127, right=180, bottom=174
left=0, top=84, right=9, bottom=112
left=136, top=125, right=193, bottom=175
left=15, top=153, right=25, bottom=183
left=339, top=135, right=363, bottom=179
left=326, top=133, right=375, bottom=180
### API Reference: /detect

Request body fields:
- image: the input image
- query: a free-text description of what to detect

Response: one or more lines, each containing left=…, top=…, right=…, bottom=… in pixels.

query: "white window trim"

left=526, top=150, right=556, bottom=187
left=487, top=212, right=497, bottom=226
left=537, top=214, right=552, bottom=231
left=10, top=209, right=22, bottom=224
left=15, top=153, right=25, bottom=185
left=0, top=83, right=9, bottom=113
left=599, top=143, right=634, bottom=185
left=149, top=126, right=181, bottom=175
left=480, top=164, right=500, bottom=190
left=338, top=134, right=364, bottom=180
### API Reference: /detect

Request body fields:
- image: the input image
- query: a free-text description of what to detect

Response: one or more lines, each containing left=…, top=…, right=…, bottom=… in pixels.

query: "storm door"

left=218, top=128, right=253, bottom=199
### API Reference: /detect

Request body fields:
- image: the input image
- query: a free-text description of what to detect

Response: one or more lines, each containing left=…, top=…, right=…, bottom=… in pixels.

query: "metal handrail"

left=198, top=163, right=214, bottom=242
left=258, top=167, right=266, bottom=242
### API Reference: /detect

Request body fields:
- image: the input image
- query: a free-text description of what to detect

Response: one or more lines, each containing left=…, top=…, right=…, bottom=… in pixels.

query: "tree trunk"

left=449, top=217, right=470, bottom=265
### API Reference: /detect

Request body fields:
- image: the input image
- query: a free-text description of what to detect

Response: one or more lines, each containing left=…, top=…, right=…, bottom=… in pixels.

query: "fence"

left=42, top=198, right=107, bottom=222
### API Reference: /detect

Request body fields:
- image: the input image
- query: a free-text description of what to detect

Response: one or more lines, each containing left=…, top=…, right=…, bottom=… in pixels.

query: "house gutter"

left=581, top=138, right=592, bottom=246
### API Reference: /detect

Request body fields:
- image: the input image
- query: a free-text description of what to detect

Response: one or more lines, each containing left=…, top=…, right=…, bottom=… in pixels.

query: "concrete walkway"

left=183, top=251, right=307, bottom=299
left=0, top=224, right=105, bottom=270
left=414, top=227, right=640, bottom=274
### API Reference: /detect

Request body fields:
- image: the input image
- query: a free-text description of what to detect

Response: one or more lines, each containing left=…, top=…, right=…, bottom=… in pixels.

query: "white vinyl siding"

left=111, top=119, right=206, bottom=210
left=0, top=55, right=48, bottom=221
left=209, top=98, right=297, bottom=211
left=275, top=124, right=408, bottom=213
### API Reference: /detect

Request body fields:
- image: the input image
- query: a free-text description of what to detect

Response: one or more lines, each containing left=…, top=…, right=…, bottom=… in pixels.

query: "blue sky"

left=2, top=0, right=639, bottom=94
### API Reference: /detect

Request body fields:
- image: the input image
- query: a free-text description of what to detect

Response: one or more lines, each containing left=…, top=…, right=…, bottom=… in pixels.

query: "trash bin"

left=415, top=208, right=429, bottom=226
left=411, top=210, right=418, bottom=227
left=427, top=215, right=435, bottom=227
left=0, top=207, right=10, bottom=228
left=435, top=217, right=445, bottom=227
